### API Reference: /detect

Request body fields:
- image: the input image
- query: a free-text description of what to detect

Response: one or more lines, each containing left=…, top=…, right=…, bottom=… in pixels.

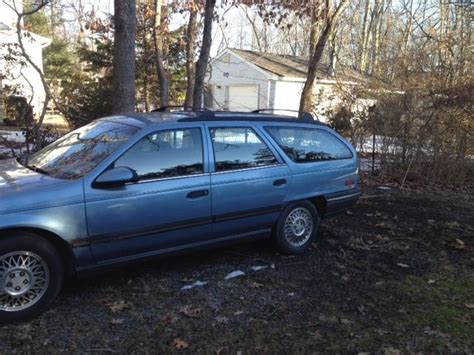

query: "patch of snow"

left=180, top=280, right=207, bottom=290
left=359, top=158, right=381, bottom=172
left=0, top=130, right=25, bottom=143
left=224, top=270, right=245, bottom=280
left=250, top=265, right=268, bottom=272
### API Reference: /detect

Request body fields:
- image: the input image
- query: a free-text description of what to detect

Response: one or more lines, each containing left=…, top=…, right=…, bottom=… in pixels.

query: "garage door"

left=228, top=85, right=259, bottom=111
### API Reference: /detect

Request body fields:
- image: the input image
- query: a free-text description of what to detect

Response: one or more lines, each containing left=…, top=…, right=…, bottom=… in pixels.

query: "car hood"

left=0, top=158, right=84, bottom=214
left=1, top=158, right=61, bottom=191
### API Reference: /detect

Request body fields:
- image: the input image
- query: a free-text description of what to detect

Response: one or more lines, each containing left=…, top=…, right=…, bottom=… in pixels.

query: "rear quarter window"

left=265, top=126, right=353, bottom=163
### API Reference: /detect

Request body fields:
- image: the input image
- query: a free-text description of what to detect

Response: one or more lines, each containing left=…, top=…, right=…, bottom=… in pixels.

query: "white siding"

left=273, top=81, right=304, bottom=116
left=206, top=51, right=271, bottom=111
left=0, top=31, right=49, bottom=119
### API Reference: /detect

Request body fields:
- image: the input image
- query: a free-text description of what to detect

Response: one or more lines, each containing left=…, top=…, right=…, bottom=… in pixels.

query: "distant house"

left=0, top=0, right=51, bottom=123
left=206, top=48, right=371, bottom=122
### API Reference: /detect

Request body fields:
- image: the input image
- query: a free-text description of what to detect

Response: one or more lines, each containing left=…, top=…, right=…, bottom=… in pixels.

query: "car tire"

left=274, top=201, right=320, bottom=255
left=0, top=233, right=64, bottom=323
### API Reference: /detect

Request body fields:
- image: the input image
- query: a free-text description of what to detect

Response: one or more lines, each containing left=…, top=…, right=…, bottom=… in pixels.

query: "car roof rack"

left=137, top=106, right=326, bottom=126
left=252, top=109, right=319, bottom=122
left=151, top=106, right=212, bottom=112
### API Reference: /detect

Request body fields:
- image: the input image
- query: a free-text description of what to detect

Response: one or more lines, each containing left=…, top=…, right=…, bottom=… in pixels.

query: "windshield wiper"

left=26, top=165, right=50, bottom=176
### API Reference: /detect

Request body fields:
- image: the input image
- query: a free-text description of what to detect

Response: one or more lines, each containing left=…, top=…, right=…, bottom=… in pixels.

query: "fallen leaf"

left=233, top=310, right=244, bottom=316
left=318, top=315, right=337, bottom=323
left=249, top=281, right=264, bottom=289
left=428, top=279, right=436, bottom=284
left=464, top=304, right=474, bottom=309
left=340, top=318, right=351, bottom=325
left=162, top=313, right=178, bottom=325
left=110, top=318, right=124, bottom=325
left=383, top=347, right=401, bottom=355
left=455, top=238, right=465, bottom=246
left=109, top=300, right=128, bottom=313
left=309, top=243, right=318, bottom=251
left=446, top=221, right=461, bottom=228
left=215, top=315, right=229, bottom=324
left=180, top=305, right=202, bottom=318
left=396, top=262, right=410, bottom=268
left=180, top=277, right=194, bottom=283
left=173, top=338, right=189, bottom=350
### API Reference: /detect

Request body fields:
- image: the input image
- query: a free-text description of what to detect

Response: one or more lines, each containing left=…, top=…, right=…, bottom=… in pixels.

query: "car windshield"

left=23, top=120, right=139, bottom=179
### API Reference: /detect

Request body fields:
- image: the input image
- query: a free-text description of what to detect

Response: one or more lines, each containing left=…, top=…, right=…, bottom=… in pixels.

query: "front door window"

left=115, top=128, right=204, bottom=180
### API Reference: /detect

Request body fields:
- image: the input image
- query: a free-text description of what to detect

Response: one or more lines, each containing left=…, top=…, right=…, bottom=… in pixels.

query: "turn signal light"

left=345, top=179, right=355, bottom=188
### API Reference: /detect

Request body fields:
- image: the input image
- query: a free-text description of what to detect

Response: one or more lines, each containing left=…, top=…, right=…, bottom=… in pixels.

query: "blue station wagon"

left=0, top=109, right=360, bottom=322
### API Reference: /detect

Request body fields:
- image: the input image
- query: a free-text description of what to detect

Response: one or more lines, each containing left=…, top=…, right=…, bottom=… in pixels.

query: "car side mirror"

left=92, top=167, right=139, bottom=188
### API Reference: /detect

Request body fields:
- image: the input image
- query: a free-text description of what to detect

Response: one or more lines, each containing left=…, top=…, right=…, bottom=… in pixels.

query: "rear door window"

left=210, top=127, right=278, bottom=172
left=265, top=126, right=352, bottom=163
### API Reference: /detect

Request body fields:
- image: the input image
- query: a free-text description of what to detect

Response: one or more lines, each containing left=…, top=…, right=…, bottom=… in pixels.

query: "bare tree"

left=192, top=0, right=216, bottom=108
left=113, top=0, right=136, bottom=114
left=184, top=7, right=198, bottom=108
left=153, top=0, right=169, bottom=107
left=3, top=0, right=52, bottom=147
left=299, top=0, right=350, bottom=114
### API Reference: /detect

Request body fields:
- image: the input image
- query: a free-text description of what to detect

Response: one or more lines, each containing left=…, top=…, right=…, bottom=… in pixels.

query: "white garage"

left=206, top=48, right=368, bottom=122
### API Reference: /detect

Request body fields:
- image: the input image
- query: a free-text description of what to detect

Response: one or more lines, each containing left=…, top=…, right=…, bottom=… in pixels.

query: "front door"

left=206, top=124, right=291, bottom=239
left=84, top=126, right=212, bottom=262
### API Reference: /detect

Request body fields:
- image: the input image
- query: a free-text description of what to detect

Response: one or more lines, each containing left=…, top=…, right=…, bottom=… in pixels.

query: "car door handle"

left=187, top=189, right=209, bottom=199
left=273, top=179, right=287, bottom=186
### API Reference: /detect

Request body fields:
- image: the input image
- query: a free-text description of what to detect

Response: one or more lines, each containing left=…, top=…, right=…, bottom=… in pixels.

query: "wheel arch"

left=307, top=195, right=327, bottom=217
left=0, top=227, right=76, bottom=276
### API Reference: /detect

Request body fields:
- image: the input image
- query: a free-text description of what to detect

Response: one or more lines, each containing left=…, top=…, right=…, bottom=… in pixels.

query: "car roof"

left=106, top=110, right=329, bottom=127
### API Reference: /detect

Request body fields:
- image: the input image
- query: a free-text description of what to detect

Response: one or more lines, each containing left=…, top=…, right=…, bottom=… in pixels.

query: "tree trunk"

left=113, top=0, right=136, bottom=114
left=193, top=0, right=216, bottom=108
left=299, top=0, right=350, bottom=115
left=184, top=9, right=198, bottom=108
left=153, top=0, right=169, bottom=107
left=359, top=0, right=372, bottom=73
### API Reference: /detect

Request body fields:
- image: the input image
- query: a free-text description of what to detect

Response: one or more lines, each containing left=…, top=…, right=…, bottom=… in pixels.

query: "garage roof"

left=229, top=48, right=366, bottom=82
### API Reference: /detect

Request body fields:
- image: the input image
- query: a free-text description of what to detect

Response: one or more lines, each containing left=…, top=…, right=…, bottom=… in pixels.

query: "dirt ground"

left=0, top=180, right=473, bottom=354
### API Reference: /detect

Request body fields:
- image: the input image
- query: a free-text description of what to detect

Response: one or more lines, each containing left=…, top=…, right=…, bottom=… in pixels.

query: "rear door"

left=206, top=123, right=291, bottom=239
